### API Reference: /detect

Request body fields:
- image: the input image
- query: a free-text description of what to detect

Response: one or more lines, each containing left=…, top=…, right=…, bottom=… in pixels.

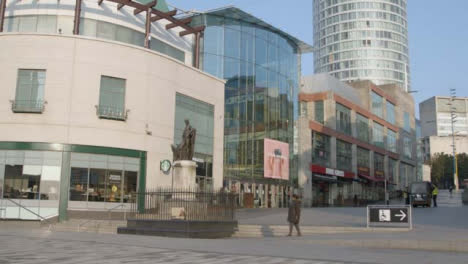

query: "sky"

left=168, top=0, right=468, bottom=116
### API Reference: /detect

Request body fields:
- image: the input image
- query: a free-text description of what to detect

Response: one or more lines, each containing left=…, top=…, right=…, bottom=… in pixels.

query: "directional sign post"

left=367, top=205, right=413, bottom=229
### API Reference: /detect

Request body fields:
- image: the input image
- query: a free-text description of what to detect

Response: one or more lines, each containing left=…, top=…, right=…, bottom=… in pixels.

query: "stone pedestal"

left=173, top=160, right=197, bottom=190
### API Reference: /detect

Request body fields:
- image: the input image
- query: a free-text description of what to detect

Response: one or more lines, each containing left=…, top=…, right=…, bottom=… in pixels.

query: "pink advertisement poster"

left=264, top=138, right=289, bottom=180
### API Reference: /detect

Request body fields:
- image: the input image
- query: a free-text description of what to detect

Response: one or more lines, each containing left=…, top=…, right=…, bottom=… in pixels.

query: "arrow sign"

left=395, top=210, right=406, bottom=221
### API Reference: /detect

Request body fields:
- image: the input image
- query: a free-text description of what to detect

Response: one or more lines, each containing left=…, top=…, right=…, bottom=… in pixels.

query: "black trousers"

left=289, top=222, right=301, bottom=235
left=433, top=195, right=437, bottom=207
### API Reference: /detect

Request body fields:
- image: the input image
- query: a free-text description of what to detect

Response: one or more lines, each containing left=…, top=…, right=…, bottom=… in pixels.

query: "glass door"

left=106, top=170, right=122, bottom=203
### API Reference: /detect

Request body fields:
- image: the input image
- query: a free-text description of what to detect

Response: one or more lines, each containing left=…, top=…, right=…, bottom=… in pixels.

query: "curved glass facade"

left=313, top=0, right=410, bottom=91
left=192, top=14, right=300, bottom=181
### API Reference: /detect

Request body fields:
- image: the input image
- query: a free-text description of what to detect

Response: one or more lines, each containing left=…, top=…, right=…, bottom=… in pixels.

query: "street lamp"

left=448, top=88, right=460, bottom=191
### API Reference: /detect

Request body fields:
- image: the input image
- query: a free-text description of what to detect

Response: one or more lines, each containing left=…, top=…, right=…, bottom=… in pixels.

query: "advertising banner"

left=264, top=138, right=289, bottom=180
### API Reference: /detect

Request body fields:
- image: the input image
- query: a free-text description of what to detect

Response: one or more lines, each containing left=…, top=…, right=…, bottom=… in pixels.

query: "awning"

left=312, top=174, right=337, bottom=183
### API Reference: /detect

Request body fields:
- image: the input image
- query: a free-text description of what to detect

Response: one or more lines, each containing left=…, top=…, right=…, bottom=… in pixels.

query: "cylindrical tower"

left=313, top=0, right=410, bottom=91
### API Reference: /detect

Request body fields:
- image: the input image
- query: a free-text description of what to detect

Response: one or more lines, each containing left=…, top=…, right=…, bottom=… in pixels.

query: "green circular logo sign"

left=160, top=159, right=171, bottom=173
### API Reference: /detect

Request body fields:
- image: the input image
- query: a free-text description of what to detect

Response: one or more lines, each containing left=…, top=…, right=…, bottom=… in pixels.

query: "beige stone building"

left=0, top=0, right=225, bottom=221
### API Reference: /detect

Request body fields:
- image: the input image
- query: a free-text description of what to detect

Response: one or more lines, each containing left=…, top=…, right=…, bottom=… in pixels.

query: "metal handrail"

left=2, top=198, right=55, bottom=230
left=78, top=203, right=126, bottom=231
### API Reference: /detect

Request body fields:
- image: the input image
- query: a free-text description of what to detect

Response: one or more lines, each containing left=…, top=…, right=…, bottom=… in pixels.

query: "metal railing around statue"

left=127, top=188, right=236, bottom=221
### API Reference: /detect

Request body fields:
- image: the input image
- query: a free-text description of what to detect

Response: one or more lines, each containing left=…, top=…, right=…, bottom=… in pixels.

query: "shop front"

left=0, top=142, right=146, bottom=221
left=310, top=164, right=355, bottom=206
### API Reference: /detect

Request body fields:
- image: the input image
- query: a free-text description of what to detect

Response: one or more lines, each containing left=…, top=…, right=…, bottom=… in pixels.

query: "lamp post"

left=448, top=88, right=459, bottom=191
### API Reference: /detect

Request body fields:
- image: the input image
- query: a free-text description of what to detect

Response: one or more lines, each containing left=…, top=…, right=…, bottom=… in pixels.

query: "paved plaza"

left=1, top=194, right=467, bottom=264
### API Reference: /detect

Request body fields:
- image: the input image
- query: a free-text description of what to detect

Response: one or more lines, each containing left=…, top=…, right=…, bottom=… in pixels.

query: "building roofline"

left=187, top=6, right=314, bottom=54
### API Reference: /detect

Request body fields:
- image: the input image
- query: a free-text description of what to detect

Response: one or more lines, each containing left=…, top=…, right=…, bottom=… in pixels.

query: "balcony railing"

left=11, top=100, right=45, bottom=113
left=96, top=105, right=129, bottom=121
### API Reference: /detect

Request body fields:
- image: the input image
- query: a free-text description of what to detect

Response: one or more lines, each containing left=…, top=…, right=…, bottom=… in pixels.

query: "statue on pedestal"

left=171, top=119, right=196, bottom=161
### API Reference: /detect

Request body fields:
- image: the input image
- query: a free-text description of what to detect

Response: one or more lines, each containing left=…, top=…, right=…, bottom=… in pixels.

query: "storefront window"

left=356, top=114, right=369, bottom=142
left=336, top=103, right=351, bottom=135
left=1, top=150, right=61, bottom=219
left=69, top=153, right=139, bottom=204
left=371, top=91, right=383, bottom=118
left=336, top=140, right=352, bottom=172
left=312, top=132, right=330, bottom=167
left=373, top=122, right=385, bottom=148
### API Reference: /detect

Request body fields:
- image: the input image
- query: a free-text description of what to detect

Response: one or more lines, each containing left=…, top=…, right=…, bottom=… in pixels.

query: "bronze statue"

left=171, top=119, right=196, bottom=161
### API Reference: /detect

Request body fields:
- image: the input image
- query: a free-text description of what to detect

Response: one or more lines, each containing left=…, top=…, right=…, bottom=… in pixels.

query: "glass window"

left=356, top=114, right=369, bottom=142
left=371, top=91, right=383, bottom=118
left=336, top=103, right=351, bottom=135
left=386, top=101, right=395, bottom=125
left=387, top=129, right=397, bottom=153
left=97, top=21, right=116, bottom=41
left=204, top=22, right=224, bottom=56
left=403, top=111, right=411, bottom=132
left=37, top=16, right=57, bottom=34
left=374, top=153, right=385, bottom=179
left=150, top=38, right=185, bottom=62
left=373, top=122, right=385, bottom=148
left=123, top=171, right=137, bottom=203
left=57, top=16, right=73, bottom=35
left=70, top=168, right=88, bottom=201
left=98, top=76, right=126, bottom=120
left=357, top=147, right=369, bottom=168
left=18, top=16, right=37, bottom=32
left=225, top=27, right=240, bottom=59
left=80, top=18, right=97, bottom=37
left=14, top=69, right=46, bottom=113
left=336, top=140, right=352, bottom=172
left=312, top=132, right=330, bottom=167
left=174, top=93, right=215, bottom=156
left=315, top=101, right=324, bottom=124
left=403, top=137, right=412, bottom=159
left=116, top=25, right=134, bottom=44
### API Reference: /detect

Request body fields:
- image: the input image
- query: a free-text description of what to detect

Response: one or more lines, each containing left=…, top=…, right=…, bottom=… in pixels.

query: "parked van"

left=409, top=181, right=432, bottom=207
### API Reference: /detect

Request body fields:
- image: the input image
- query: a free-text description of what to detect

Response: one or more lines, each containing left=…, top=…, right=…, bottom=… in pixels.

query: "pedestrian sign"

left=367, top=205, right=412, bottom=229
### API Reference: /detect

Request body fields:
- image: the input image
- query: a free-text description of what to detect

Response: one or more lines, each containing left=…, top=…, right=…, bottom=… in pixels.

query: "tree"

left=430, top=152, right=468, bottom=188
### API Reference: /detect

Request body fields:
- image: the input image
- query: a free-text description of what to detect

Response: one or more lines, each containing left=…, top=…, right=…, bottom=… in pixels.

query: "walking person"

left=449, top=185, right=453, bottom=198
left=287, top=194, right=302, bottom=236
left=432, top=185, right=439, bottom=207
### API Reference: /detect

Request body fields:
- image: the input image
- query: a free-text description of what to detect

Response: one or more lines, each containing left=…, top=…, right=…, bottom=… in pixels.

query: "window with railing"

left=97, top=76, right=127, bottom=121
left=12, top=69, right=46, bottom=113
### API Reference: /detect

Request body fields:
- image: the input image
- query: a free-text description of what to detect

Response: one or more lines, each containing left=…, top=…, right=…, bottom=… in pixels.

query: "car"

left=409, top=181, right=432, bottom=207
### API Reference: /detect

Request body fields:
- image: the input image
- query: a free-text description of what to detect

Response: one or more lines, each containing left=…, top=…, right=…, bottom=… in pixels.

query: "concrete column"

left=58, top=151, right=71, bottom=222
left=351, top=144, right=358, bottom=175
left=370, top=151, right=375, bottom=178
left=272, top=185, right=278, bottom=208
left=351, top=108, right=357, bottom=138
left=330, top=137, right=337, bottom=169
left=298, top=117, right=313, bottom=207
left=326, top=97, right=337, bottom=130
